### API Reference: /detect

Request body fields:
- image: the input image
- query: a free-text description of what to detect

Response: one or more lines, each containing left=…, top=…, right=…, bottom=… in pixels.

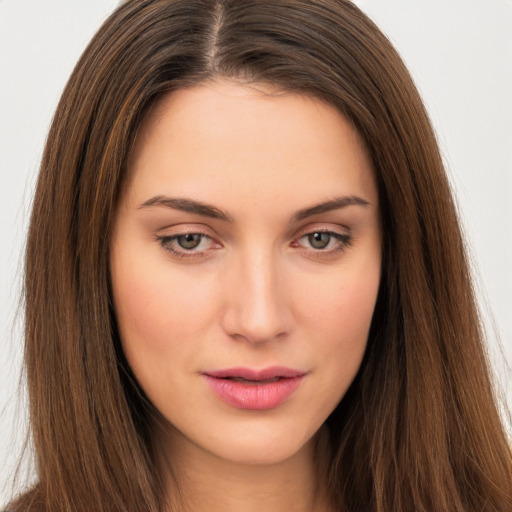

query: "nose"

left=220, top=249, right=294, bottom=344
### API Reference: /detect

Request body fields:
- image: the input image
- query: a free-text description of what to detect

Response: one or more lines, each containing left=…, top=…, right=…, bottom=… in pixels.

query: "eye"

left=294, top=230, right=352, bottom=254
left=307, top=232, right=332, bottom=249
left=176, top=233, right=203, bottom=250
left=156, top=232, right=220, bottom=258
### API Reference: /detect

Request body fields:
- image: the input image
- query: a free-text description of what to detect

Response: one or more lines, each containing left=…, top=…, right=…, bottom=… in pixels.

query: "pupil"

left=178, top=234, right=201, bottom=249
left=309, top=232, right=330, bottom=249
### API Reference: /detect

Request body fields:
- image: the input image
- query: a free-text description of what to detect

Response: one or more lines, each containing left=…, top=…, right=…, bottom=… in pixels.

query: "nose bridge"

left=222, top=244, right=292, bottom=343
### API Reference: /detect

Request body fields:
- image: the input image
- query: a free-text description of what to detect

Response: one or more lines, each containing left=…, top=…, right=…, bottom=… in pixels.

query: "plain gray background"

left=1, top=0, right=511, bottom=505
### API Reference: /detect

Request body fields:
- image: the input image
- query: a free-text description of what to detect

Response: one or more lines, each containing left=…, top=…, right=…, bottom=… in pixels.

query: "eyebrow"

left=139, top=195, right=234, bottom=221
left=138, top=194, right=370, bottom=222
left=292, top=195, right=370, bottom=221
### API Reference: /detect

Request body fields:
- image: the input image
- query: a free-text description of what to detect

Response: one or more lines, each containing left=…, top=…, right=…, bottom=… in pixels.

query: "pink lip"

left=202, top=366, right=306, bottom=410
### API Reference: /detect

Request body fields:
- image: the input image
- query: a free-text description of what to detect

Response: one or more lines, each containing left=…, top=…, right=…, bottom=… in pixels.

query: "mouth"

left=202, top=366, right=307, bottom=410
left=222, top=376, right=281, bottom=384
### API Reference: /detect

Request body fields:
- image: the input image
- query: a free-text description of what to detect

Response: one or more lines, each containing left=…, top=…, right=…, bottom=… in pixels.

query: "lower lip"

left=204, top=375, right=304, bottom=410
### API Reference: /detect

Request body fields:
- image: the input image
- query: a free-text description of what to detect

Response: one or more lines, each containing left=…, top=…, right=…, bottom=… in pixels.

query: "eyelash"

left=155, top=231, right=215, bottom=259
left=155, top=229, right=352, bottom=260
left=294, top=230, right=352, bottom=255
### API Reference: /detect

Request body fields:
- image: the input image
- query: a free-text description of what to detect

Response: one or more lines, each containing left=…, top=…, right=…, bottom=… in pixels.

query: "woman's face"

left=110, top=80, right=381, bottom=465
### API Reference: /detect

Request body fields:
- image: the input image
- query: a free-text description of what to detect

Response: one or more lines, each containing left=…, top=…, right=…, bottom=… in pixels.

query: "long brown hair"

left=10, top=1, right=512, bottom=511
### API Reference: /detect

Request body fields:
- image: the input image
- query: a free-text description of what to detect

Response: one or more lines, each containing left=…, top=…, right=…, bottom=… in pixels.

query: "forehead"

left=124, top=80, right=377, bottom=214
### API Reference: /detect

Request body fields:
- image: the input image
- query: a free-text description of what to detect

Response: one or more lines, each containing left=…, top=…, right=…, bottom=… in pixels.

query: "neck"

left=156, top=426, right=334, bottom=512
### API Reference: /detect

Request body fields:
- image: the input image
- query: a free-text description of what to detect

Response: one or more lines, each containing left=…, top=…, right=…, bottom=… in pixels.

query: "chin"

left=186, top=415, right=322, bottom=467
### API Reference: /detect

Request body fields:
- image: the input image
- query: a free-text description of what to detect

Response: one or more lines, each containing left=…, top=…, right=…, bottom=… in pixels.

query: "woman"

left=7, top=0, right=512, bottom=511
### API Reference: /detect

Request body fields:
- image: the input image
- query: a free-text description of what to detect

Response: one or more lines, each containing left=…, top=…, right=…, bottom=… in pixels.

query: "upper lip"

left=203, top=366, right=306, bottom=380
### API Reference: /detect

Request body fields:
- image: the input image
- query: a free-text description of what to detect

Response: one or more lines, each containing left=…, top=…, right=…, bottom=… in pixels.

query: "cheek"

left=301, top=259, right=380, bottom=342
left=110, top=249, right=218, bottom=367
left=297, top=256, right=380, bottom=398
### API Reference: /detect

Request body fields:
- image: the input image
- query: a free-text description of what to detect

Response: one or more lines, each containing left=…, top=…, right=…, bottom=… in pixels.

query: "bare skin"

left=110, top=79, right=381, bottom=511
left=157, top=424, right=333, bottom=512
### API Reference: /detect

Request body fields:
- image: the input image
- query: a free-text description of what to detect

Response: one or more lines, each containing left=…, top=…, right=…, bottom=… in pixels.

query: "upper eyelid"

left=298, top=230, right=349, bottom=239
left=155, top=224, right=218, bottom=240
left=293, top=222, right=351, bottom=238
left=160, top=232, right=215, bottom=244
left=155, top=221, right=351, bottom=242
left=298, top=226, right=348, bottom=234
left=295, top=230, right=351, bottom=245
